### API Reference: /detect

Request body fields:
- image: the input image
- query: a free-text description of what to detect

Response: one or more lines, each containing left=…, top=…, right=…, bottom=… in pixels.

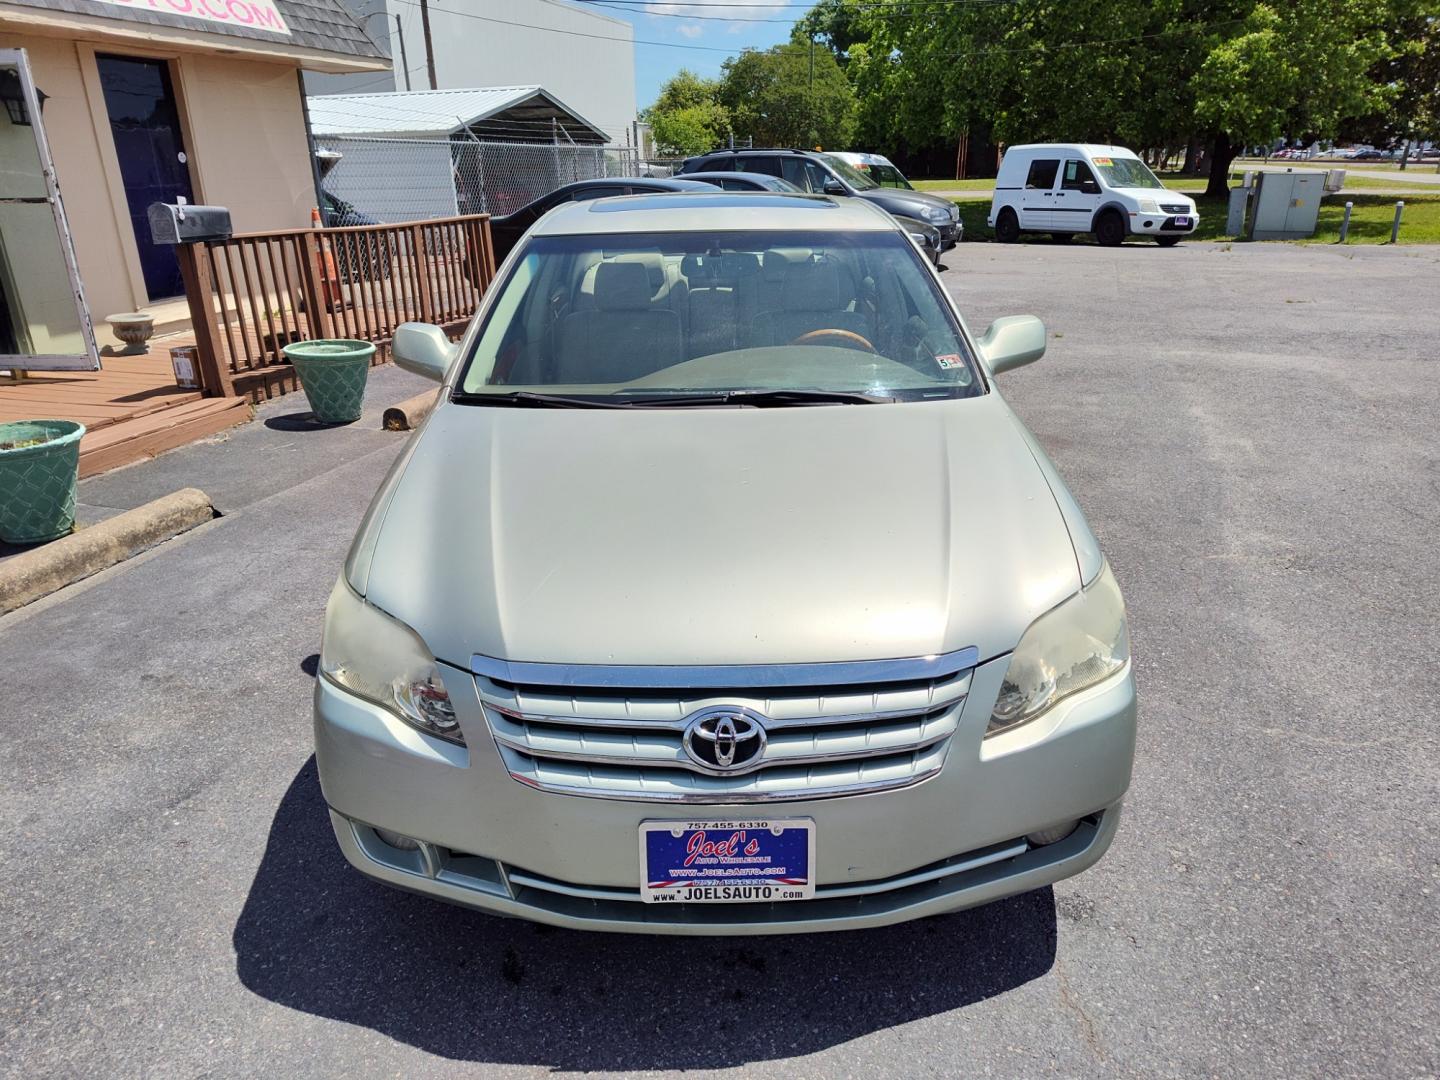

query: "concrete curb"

left=0, top=488, right=215, bottom=615
left=382, top=389, right=440, bottom=431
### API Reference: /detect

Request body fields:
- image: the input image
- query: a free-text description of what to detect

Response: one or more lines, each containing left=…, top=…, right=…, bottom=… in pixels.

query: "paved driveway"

left=2, top=242, right=1437, bottom=1078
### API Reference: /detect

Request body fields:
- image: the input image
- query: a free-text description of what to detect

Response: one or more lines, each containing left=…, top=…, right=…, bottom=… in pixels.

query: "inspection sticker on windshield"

left=936, top=353, right=964, bottom=370
left=1093, top=156, right=1113, bottom=165
left=640, top=819, right=815, bottom=903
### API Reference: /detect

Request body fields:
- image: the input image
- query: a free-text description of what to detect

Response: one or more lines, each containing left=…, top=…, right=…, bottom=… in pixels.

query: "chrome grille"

left=1160, top=203, right=1190, bottom=214
left=473, top=655, right=974, bottom=803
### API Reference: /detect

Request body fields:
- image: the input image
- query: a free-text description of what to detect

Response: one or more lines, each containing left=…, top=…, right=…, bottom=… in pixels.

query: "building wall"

left=305, top=0, right=637, bottom=145
left=10, top=31, right=317, bottom=320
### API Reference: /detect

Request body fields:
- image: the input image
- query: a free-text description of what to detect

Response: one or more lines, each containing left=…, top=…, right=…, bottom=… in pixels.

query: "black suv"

left=679, top=148, right=962, bottom=247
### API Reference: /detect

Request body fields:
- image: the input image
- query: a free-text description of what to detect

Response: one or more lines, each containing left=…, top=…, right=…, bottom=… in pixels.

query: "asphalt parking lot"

left=3, top=240, right=1438, bottom=1079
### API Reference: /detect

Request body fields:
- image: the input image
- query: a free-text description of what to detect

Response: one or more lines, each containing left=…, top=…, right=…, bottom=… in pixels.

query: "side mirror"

left=392, top=322, right=455, bottom=383
left=978, top=315, right=1046, bottom=375
left=1081, top=181, right=1101, bottom=194
left=822, top=177, right=846, bottom=196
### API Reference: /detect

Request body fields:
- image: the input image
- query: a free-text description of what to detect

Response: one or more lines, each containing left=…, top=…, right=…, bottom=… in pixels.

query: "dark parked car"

left=485, top=177, right=718, bottom=266
left=683, top=171, right=802, bottom=192
left=320, top=190, right=391, bottom=283
left=688, top=169, right=941, bottom=266
left=680, top=148, right=962, bottom=247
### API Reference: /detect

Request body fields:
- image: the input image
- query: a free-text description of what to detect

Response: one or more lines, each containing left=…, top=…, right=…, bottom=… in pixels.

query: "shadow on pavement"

left=234, top=759, right=1058, bottom=1070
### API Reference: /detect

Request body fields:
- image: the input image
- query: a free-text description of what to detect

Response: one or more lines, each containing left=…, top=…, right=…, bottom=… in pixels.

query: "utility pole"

left=393, top=13, right=411, bottom=91
left=808, top=31, right=816, bottom=149
left=419, top=0, right=437, bottom=90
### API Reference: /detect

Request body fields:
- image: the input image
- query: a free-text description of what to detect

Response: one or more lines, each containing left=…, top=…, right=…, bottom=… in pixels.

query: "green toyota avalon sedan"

left=314, top=192, right=1136, bottom=933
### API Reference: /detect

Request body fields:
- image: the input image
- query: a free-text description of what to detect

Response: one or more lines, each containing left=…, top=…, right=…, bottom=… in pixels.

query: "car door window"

left=1061, top=160, right=1097, bottom=191
left=737, top=156, right=782, bottom=177
left=1025, top=159, right=1060, bottom=190
left=572, top=185, right=626, bottom=202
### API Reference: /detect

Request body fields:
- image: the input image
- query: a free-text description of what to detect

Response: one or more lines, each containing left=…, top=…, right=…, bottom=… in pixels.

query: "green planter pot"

left=282, top=338, right=377, bottom=424
left=0, top=419, right=85, bottom=544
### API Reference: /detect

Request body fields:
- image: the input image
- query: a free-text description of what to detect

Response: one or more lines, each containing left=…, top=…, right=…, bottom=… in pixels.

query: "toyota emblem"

left=681, top=706, right=768, bottom=773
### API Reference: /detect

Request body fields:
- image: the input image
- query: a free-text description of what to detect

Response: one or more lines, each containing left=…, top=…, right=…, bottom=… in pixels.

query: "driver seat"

left=748, top=261, right=871, bottom=348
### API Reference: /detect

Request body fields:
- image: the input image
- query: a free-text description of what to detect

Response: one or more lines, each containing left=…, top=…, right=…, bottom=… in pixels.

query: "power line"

left=389, top=0, right=744, bottom=51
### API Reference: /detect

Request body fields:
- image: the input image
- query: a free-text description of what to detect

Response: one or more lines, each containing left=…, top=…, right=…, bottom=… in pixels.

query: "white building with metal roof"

left=304, top=0, right=636, bottom=148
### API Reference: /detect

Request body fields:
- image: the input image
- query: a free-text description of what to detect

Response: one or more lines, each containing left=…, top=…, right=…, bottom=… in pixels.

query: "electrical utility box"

left=1246, top=169, right=1325, bottom=240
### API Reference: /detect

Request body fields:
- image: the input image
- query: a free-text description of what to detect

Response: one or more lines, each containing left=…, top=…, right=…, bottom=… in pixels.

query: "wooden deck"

left=0, top=332, right=251, bottom=478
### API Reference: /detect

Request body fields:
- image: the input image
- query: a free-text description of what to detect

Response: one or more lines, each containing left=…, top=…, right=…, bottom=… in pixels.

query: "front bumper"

left=313, top=654, right=1136, bottom=935
left=1130, top=212, right=1198, bottom=236
left=938, top=220, right=962, bottom=246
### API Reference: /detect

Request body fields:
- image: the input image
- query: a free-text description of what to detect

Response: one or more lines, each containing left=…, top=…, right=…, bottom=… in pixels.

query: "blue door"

left=96, top=55, right=195, bottom=301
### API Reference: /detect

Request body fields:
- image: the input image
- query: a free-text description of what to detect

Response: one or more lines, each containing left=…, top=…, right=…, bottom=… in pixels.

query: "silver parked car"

left=315, top=191, right=1136, bottom=934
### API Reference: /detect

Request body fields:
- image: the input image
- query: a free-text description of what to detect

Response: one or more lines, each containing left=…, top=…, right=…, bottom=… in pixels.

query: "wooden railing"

left=175, top=214, right=496, bottom=401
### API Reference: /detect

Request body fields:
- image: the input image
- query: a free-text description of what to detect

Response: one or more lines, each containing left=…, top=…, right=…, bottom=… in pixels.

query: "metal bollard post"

left=1339, top=201, right=1353, bottom=242
left=1390, top=201, right=1404, bottom=243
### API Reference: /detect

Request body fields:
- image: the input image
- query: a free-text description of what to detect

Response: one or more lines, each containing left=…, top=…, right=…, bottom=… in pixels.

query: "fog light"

left=1027, top=820, right=1079, bottom=847
left=375, top=827, right=420, bottom=851
left=1142, top=220, right=1154, bottom=229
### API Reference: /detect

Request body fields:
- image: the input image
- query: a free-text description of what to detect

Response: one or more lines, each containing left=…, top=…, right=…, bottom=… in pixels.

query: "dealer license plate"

left=1173, top=216, right=1192, bottom=227
left=640, top=819, right=815, bottom=904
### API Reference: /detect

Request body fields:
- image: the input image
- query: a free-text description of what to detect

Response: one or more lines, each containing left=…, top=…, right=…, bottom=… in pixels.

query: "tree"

left=717, top=44, right=857, bottom=149
left=1192, top=1, right=1396, bottom=195
left=819, top=0, right=1405, bottom=191
left=641, top=70, right=729, bottom=157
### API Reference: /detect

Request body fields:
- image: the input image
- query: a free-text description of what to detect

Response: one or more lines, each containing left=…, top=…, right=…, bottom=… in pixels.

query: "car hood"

left=860, top=188, right=956, bottom=216
left=360, top=396, right=1082, bottom=670
left=1113, top=187, right=1195, bottom=208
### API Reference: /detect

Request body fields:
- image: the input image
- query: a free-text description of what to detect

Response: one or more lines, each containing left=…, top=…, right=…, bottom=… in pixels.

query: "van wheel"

left=1156, top=236, right=1181, bottom=247
left=995, top=209, right=1021, bottom=244
left=1094, top=211, right=1126, bottom=247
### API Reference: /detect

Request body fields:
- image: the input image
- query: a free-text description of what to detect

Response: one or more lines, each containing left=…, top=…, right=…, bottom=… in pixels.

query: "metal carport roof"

left=305, top=85, right=611, bottom=143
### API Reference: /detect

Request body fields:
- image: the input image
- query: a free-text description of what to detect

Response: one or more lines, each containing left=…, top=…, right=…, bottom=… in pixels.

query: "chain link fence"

left=315, top=136, right=646, bottom=223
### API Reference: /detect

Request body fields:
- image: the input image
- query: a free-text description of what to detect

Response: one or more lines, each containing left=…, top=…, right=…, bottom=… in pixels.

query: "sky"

left=571, top=0, right=812, bottom=111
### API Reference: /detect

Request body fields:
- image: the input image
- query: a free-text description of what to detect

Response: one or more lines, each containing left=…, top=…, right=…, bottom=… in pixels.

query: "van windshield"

left=457, top=229, right=981, bottom=405
left=820, top=155, right=880, bottom=191
left=1093, top=155, right=1164, bottom=190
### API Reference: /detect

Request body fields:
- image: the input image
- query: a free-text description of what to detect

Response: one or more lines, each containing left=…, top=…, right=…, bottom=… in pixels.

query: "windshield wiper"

left=617, top=389, right=895, bottom=408
left=451, top=391, right=637, bottom=409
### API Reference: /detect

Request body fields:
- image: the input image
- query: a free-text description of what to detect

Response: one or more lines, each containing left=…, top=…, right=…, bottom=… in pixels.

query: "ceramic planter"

left=281, top=339, right=376, bottom=424
left=0, top=420, right=85, bottom=544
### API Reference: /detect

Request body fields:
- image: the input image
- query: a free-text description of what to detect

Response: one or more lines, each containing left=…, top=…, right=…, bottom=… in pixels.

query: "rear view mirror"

left=392, top=322, right=455, bottom=382
left=978, top=315, right=1046, bottom=375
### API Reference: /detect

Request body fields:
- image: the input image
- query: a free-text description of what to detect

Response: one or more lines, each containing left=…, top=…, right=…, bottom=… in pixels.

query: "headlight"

left=986, top=563, right=1129, bottom=737
left=320, top=578, right=464, bottom=744
left=1138, top=199, right=1160, bottom=214
left=923, top=205, right=949, bottom=222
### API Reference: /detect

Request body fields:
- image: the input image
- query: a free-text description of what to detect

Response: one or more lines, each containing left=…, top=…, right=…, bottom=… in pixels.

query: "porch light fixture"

left=0, top=69, right=47, bottom=126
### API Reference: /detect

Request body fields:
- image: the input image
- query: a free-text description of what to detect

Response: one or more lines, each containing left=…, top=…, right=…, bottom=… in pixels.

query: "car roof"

left=550, top=177, right=715, bottom=194
left=683, top=170, right=785, bottom=183
left=1004, top=143, right=1141, bottom=158
left=531, top=192, right=896, bottom=236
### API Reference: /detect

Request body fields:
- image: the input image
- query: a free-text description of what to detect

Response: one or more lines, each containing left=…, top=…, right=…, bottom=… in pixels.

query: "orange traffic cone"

left=311, top=207, right=343, bottom=309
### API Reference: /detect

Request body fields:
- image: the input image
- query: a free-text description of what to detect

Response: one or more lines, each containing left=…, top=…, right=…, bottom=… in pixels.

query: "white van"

left=988, top=144, right=1198, bottom=246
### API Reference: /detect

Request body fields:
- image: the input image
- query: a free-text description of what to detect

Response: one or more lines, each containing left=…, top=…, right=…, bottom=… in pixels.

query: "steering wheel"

left=789, top=328, right=877, bottom=353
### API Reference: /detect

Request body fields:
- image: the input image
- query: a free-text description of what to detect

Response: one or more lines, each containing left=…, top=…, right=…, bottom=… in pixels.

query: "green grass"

left=949, top=191, right=1440, bottom=244
left=910, top=178, right=999, bottom=191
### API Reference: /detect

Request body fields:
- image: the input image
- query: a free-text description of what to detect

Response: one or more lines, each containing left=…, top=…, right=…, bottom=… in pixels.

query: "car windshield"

left=820, top=155, right=879, bottom=191
left=1092, top=155, right=1164, bottom=189
left=457, top=229, right=981, bottom=405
